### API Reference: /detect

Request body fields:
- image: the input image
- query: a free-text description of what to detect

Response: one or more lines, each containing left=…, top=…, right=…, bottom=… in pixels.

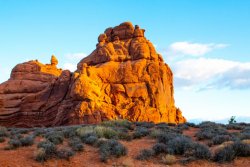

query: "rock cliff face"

left=0, top=22, right=186, bottom=127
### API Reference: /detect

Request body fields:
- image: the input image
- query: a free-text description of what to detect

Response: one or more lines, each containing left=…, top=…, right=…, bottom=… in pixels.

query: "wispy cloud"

left=65, top=53, right=87, bottom=60
left=63, top=63, right=77, bottom=72
left=167, top=42, right=228, bottom=57
left=173, top=58, right=250, bottom=90
left=63, top=52, right=87, bottom=71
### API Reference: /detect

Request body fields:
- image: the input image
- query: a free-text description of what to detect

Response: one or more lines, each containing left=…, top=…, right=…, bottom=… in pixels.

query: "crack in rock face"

left=0, top=22, right=186, bottom=127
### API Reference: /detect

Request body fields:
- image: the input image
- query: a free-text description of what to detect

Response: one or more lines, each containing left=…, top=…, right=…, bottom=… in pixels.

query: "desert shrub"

left=101, top=119, right=133, bottom=129
left=133, top=127, right=150, bottom=139
left=84, top=135, right=98, bottom=145
left=96, top=138, right=108, bottom=147
left=56, top=148, right=75, bottom=160
left=231, top=141, right=250, bottom=157
left=155, top=123, right=169, bottom=129
left=149, top=129, right=163, bottom=138
left=45, top=131, right=64, bottom=145
left=161, top=154, right=176, bottom=165
left=239, top=132, right=250, bottom=140
left=167, top=123, right=177, bottom=126
left=94, top=126, right=118, bottom=139
left=239, top=127, right=250, bottom=140
left=177, top=124, right=189, bottom=131
left=117, top=131, right=132, bottom=141
left=0, top=126, right=8, bottom=137
left=167, top=136, right=193, bottom=155
left=195, top=123, right=228, bottom=140
left=6, top=138, right=21, bottom=149
left=37, top=141, right=57, bottom=156
left=68, top=137, right=83, bottom=151
left=185, top=122, right=197, bottom=128
left=33, top=128, right=47, bottom=137
left=212, top=135, right=232, bottom=145
left=226, top=123, right=244, bottom=130
left=99, top=139, right=127, bottom=162
left=35, top=148, right=47, bottom=162
left=135, top=122, right=155, bottom=129
left=242, top=139, right=250, bottom=144
left=76, top=126, right=95, bottom=138
left=9, top=128, right=29, bottom=136
left=9, top=133, right=22, bottom=140
left=136, top=149, right=155, bottom=160
left=0, top=137, right=5, bottom=143
left=179, top=157, right=197, bottom=164
left=156, top=132, right=180, bottom=144
left=152, top=143, right=170, bottom=154
left=191, top=143, right=211, bottom=159
left=20, top=135, right=34, bottom=146
left=63, top=126, right=78, bottom=138
left=213, top=141, right=250, bottom=162
left=198, top=121, right=220, bottom=129
left=213, top=145, right=235, bottom=162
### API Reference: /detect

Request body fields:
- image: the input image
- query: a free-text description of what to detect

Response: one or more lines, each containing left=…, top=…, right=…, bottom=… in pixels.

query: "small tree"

left=228, top=116, right=236, bottom=124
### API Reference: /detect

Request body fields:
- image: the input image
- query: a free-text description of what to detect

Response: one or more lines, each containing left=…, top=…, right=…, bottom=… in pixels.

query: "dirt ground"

left=0, top=128, right=249, bottom=167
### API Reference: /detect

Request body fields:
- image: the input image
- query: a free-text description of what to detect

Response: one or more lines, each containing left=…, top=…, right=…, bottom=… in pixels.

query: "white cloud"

left=172, top=58, right=250, bottom=90
left=169, top=42, right=228, bottom=56
left=65, top=53, right=87, bottom=60
left=63, top=63, right=77, bottom=72
left=62, top=52, right=87, bottom=72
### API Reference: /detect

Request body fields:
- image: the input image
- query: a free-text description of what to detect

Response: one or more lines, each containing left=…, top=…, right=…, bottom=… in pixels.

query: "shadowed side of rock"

left=0, top=57, right=72, bottom=127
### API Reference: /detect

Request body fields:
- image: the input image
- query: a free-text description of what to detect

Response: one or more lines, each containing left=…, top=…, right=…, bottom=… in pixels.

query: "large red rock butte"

left=0, top=22, right=186, bottom=127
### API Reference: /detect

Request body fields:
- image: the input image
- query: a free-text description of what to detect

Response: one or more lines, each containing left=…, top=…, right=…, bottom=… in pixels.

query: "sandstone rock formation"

left=0, top=22, right=186, bottom=127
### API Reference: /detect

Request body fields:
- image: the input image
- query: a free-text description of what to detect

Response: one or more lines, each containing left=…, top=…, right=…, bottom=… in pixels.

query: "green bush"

left=76, top=126, right=95, bottom=138
left=149, top=129, right=163, bottom=138
left=101, top=119, right=133, bottom=129
left=94, top=126, right=118, bottom=139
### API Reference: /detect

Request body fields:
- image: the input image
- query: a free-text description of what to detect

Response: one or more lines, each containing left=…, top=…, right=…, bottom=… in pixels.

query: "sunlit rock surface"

left=0, top=22, right=186, bottom=127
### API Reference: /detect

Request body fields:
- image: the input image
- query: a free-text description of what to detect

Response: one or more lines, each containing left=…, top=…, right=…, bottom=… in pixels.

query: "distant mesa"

left=0, top=22, right=186, bottom=127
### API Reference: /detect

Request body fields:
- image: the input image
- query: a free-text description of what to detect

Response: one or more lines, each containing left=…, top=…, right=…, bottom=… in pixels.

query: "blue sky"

left=0, top=0, right=250, bottom=122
